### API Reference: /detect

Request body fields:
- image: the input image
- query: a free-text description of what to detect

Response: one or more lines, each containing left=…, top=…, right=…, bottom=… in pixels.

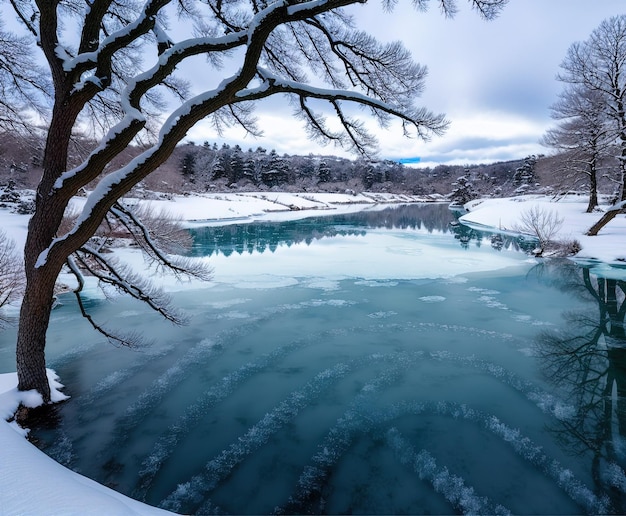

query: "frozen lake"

left=1, top=203, right=625, bottom=514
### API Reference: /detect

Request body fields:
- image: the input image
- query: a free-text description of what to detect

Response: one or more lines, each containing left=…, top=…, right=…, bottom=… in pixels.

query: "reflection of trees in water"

left=189, top=203, right=541, bottom=257
left=189, top=219, right=367, bottom=257
left=450, top=216, right=536, bottom=253
left=532, top=260, right=626, bottom=512
left=188, top=204, right=455, bottom=257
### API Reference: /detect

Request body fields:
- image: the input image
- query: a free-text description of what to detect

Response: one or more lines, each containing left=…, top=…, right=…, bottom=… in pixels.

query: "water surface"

left=1, top=204, right=625, bottom=514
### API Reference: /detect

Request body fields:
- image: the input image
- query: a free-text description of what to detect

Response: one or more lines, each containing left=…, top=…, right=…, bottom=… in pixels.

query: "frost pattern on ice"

left=354, top=279, right=399, bottom=288
left=159, top=361, right=355, bottom=512
left=275, top=356, right=422, bottom=514
left=159, top=351, right=421, bottom=513
left=275, top=349, right=584, bottom=514
left=134, top=327, right=349, bottom=498
left=385, top=428, right=511, bottom=515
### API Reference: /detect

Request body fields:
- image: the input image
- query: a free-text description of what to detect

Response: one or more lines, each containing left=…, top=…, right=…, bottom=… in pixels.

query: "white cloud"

left=184, top=1, right=625, bottom=165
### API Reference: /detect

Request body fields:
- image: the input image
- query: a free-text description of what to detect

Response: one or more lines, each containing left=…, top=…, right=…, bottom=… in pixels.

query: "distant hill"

left=0, top=132, right=617, bottom=201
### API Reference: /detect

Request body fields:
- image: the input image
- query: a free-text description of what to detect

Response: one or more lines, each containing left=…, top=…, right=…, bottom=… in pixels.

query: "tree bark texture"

left=586, top=169, right=598, bottom=213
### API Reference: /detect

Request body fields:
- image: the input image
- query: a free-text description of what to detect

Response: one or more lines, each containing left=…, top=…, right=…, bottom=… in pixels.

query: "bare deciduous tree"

left=542, top=86, right=612, bottom=213
left=2, top=0, right=506, bottom=402
left=0, top=230, right=24, bottom=328
left=557, top=15, right=626, bottom=234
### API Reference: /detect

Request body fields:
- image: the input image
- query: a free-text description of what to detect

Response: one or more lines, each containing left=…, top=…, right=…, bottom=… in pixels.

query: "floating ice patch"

left=302, top=299, right=352, bottom=308
left=419, top=296, right=446, bottom=303
left=477, top=296, right=508, bottom=310
left=231, top=276, right=300, bottom=289
left=445, top=276, right=469, bottom=284
left=467, top=287, right=501, bottom=295
left=368, top=311, right=397, bottom=319
left=354, top=279, right=399, bottom=288
left=217, top=311, right=251, bottom=320
left=206, top=298, right=251, bottom=309
left=304, top=279, right=341, bottom=291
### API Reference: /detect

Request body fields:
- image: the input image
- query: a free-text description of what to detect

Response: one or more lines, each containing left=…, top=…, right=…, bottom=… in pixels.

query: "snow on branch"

left=63, top=1, right=162, bottom=75
left=58, top=198, right=211, bottom=346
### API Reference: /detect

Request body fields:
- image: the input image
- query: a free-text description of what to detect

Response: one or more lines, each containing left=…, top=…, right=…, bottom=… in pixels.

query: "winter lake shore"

left=1, top=191, right=625, bottom=515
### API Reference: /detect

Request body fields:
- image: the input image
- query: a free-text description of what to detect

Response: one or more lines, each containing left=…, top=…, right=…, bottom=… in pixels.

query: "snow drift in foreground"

left=1, top=191, right=625, bottom=515
left=0, top=371, right=172, bottom=514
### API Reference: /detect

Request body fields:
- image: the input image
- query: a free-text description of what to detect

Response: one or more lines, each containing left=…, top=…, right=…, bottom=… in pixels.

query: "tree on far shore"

left=1, top=0, right=505, bottom=403
left=542, top=86, right=612, bottom=213
left=556, top=15, right=626, bottom=234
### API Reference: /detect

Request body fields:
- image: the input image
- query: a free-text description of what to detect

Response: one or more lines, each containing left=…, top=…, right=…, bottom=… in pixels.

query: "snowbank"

left=460, top=195, right=626, bottom=265
left=69, top=190, right=442, bottom=227
left=0, top=371, right=172, bottom=515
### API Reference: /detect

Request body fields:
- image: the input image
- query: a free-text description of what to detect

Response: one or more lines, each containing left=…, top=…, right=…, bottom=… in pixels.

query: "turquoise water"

left=1, top=204, right=625, bottom=514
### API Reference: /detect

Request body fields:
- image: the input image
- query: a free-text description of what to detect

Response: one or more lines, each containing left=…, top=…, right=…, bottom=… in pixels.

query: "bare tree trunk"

left=15, top=141, right=72, bottom=402
left=15, top=269, right=58, bottom=403
left=586, top=168, right=598, bottom=213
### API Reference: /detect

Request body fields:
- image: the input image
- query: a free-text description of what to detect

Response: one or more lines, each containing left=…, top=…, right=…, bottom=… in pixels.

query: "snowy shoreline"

left=460, top=195, right=626, bottom=269
left=1, top=191, right=626, bottom=515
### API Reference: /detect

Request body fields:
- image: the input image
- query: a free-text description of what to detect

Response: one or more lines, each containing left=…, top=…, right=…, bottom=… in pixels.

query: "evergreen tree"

left=318, top=160, right=332, bottom=183
left=180, top=152, right=196, bottom=183
left=450, top=172, right=477, bottom=205
left=229, top=147, right=245, bottom=184
left=513, top=155, right=537, bottom=187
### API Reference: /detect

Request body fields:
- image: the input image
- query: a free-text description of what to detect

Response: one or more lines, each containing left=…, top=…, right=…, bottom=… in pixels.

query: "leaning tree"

left=1, top=0, right=506, bottom=403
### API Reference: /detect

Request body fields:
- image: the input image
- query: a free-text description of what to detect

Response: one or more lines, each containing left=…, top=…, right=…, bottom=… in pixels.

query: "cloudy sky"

left=184, top=0, right=625, bottom=167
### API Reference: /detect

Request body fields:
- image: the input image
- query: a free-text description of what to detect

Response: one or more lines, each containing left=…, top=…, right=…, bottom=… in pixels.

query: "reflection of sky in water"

left=2, top=205, right=625, bottom=515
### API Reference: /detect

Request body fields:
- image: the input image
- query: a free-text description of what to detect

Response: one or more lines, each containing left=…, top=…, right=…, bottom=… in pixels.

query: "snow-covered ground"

left=460, top=195, right=626, bottom=275
left=0, top=191, right=625, bottom=515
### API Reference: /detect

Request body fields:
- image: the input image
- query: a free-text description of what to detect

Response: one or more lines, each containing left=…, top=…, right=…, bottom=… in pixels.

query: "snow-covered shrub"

left=514, top=206, right=564, bottom=253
